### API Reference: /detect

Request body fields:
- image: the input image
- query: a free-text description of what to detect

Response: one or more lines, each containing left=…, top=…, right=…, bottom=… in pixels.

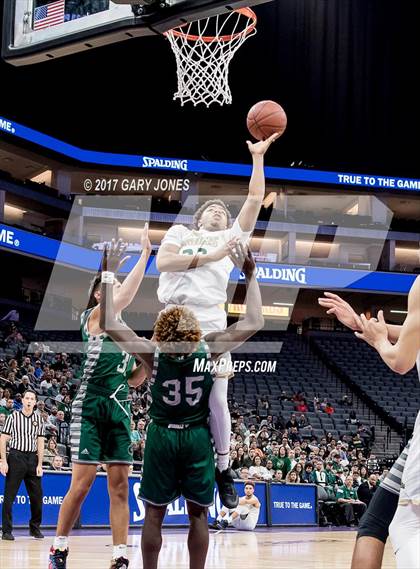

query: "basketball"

left=247, top=100, right=287, bottom=141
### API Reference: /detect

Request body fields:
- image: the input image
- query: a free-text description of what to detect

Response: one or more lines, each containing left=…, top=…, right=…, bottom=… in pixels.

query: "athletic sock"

left=217, top=452, right=230, bottom=472
left=53, top=536, right=69, bottom=550
left=112, top=544, right=128, bottom=560
left=209, top=376, right=231, bottom=471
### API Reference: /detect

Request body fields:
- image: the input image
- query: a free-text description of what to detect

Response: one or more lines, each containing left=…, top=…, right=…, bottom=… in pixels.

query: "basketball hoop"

left=164, top=8, right=257, bottom=107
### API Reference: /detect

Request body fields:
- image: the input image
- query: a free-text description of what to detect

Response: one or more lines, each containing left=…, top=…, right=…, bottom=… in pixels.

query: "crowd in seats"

left=312, top=333, right=420, bottom=431
left=0, top=320, right=408, bottom=526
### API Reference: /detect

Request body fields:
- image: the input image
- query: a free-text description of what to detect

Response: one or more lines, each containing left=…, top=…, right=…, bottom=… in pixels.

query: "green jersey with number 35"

left=79, top=308, right=135, bottom=396
left=148, top=341, right=214, bottom=426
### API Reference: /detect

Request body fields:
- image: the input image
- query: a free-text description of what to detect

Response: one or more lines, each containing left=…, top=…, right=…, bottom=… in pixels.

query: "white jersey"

left=157, top=218, right=251, bottom=307
left=231, top=499, right=260, bottom=530
left=400, top=352, right=420, bottom=504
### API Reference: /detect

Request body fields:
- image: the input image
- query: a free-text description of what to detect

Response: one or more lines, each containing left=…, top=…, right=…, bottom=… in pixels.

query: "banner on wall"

left=0, top=223, right=416, bottom=294
left=0, top=474, right=269, bottom=527
left=270, top=483, right=317, bottom=525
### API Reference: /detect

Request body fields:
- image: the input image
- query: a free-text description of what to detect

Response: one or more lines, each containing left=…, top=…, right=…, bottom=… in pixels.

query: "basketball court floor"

left=0, top=528, right=397, bottom=569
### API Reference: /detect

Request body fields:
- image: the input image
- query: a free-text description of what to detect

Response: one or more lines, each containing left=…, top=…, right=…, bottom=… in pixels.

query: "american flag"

left=33, top=0, right=65, bottom=30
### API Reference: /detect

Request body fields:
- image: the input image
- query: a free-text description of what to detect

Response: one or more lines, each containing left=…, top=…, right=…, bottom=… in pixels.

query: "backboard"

left=2, top=0, right=273, bottom=65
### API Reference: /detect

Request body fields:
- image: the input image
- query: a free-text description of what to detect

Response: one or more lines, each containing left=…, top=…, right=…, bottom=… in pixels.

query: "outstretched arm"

left=318, top=292, right=402, bottom=342
left=99, top=243, right=154, bottom=375
left=238, top=133, right=280, bottom=232
left=355, top=276, right=420, bottom=374
left=205, top=243, right=264, bottom=359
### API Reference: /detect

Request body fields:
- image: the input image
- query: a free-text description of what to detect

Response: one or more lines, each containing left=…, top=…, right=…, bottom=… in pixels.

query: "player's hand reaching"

left=141, top=222, right=152, bottom=253
left=229, top=241, right=256, bottom=279
left=246, top=132, right=280, bottom=156
left=209, top=238, right=239, bottom=263
left=101, top=238, right=128, bottom=274
left=318, top=292, right=363, bottom=331
left=355, top=311, right=388, bottom=349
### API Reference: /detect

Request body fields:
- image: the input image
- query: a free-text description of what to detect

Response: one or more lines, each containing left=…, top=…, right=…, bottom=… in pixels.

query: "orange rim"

left=164, top=7, right=257, bottom=43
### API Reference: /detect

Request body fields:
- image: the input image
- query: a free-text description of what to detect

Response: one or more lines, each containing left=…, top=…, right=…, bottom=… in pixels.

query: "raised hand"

left=141, top=222, right=152, bottom=253
left=229, top=241, right=256, bottom=279
left=246, top=132, right=281, bottom=156
left=355, top=311, right=388, bottom=348
left=101, top=238, right=128, bottom=274
left=318, top=292, right=363, bottom=331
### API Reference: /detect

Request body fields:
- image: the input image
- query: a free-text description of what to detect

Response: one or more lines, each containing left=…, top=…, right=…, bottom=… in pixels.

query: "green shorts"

left=139, top=422, right=215, bottom=507
left=70, top=385, right=132, bottom=465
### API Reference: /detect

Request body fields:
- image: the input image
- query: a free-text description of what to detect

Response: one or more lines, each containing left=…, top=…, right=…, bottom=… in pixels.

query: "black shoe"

left=48, top=546, right=69, bottom=569
left=209, top=520, right=221, bottom=530
left=2, top=532, right=14, bottom=541
left=215, top=467, right=239, bottom=509
left=30, top=528, right=44, bottom=539
left=110, top=558, right=129, bottom=569
left=220, top=519, right=229, bottom=529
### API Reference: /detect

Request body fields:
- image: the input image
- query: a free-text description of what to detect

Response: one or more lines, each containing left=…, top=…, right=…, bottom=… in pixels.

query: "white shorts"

left=400, top=410, right=420, bottom=504
left=231, top=512, right=258, bottom=531
left=389, top=503, right=420, bottom=569
left=165, top=303, right=227, bottom=335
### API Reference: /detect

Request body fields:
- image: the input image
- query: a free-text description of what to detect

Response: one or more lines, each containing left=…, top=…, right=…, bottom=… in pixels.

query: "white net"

left=164, top=8, right=257, bottom=107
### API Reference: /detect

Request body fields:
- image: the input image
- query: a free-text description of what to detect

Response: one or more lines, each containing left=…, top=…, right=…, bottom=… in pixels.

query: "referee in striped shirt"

left=0, top=390, right=45, bottom=541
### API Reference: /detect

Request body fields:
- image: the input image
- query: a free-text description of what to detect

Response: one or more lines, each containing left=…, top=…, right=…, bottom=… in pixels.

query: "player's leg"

left=104, top=399, right=134, bottom=568
left=351, top=442, right=410, bottom=569
left=49, top=405, right=102, bottom=567
left=186, top=501, right=209, bottom=569
left=181, top=303, right=238, bottom=508
left=210, top=374, right=239, bottom=508
left=389, top=503, right=420, bottom=569
left=107, top=464, right=130, bottom=568
left=139, top=423, right=180, bottom=569
left=141, top=504, right=166, bottom=569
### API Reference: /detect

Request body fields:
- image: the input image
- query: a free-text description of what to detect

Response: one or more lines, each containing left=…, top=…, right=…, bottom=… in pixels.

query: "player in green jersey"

left=49, top=226, right=151, bottom=569
left=100, top=239, right=264, bottom=569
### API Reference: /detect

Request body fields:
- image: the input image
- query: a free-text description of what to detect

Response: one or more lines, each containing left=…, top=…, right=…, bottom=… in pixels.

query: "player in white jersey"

left=156, top=133, right=279, bottom=508
left=213, top=481, right=260, bottom=530
left=319, top=275, right=420, bottom=569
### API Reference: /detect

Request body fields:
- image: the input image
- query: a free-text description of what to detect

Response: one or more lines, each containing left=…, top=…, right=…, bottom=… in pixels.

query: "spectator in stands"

left=324, top=402, right=335, bottom=415
left=51, top=455, right=64, bottom=471
left=0, top=388, right=12, bottom=407
left=40, top=411, right=58, bottom=437
left=352, top=433, right=364, bottom=451
left=50, top=410, right=69, bottom=445
left=324, top=461, right=337, bottom=488
left=40, top=374, right=52, bottom=395
left=0, top=413, right=6, bottom=434
left=137, top=419, right=147, bottom=441
left=0, top=399, right=14, bottom=416
left=249, top=456, right=270, bottom=481
left=273, top=470, right=283, bottom=482
left=301, top=462, right=314, bottom=483
left=357, top=473, right=378, bottom=507
left=311, top=460, right=327, bottom=487
left=34, top=360, right=43, bottom=380
left=238, top=467, right=249, bottom=480
left=55, top=386, right=68, bottom=403
left=286, top=470, right=300, bottom=484
left=336, top=476, right=367, bottom=526
left=47, top=378, right=60, bottom=398
left=341, top=394, right=352, bottom=407
left=294, top=462, right=304, bottom=480
left=13, top=393, right=23, bottom=411
left=295, top=399, right=308, bottom=413
left=17, top=375, right=32, bottom=395
left=320, top=398, right=328, bottom=411
left=265, top=460, right=275, bottom=479
left=288, top=449, right=297, bottom=470
left=289, top=426, right=301, bottom=444
left=44, top=438, right=59, bottom=465
left=285, top=413, right=299, bottom=430
left=359, top=465, right=368, bottom=482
